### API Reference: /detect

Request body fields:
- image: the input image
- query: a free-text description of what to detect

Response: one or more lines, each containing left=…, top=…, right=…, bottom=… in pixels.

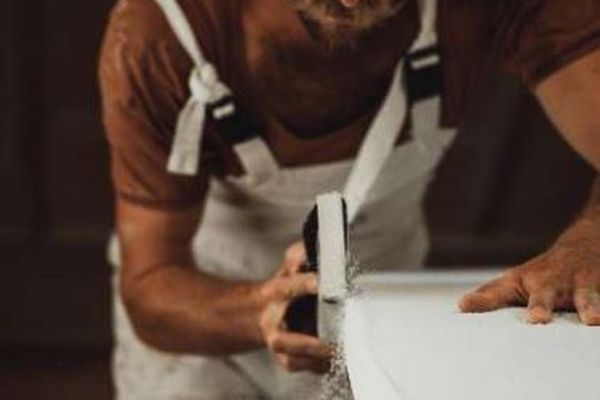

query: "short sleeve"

left=98, top=0, right=216, bottom=209
left=498, top=0, right=600, bottom=87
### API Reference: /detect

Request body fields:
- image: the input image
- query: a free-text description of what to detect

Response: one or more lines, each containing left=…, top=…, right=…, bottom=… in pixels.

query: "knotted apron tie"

left=167, top=64, right=232, bottom=175
left=154, top=0, right=234, bottom=176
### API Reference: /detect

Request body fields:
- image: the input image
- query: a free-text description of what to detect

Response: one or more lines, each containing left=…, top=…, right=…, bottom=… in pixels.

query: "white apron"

left=110, top=0, right=456, bottom=398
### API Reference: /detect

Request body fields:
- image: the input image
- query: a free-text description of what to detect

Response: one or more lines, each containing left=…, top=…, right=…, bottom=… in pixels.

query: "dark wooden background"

left=1, top=1, right=115, bottom=398
left=0, top=0, right=595, bottom=399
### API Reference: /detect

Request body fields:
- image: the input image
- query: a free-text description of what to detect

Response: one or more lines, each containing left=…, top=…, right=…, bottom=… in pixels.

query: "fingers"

left=458, top=272, right=523, bottom=313
left=274, top=353, right=331, bottom=374
left=269, top=331, right=334, bottom=359
left=459, top=247, right=600, bottom=327
left=269, top=331, right=333, bottom=374
left=260, top=301, right=289, bottom=334
left=267, top=274, right=318, bottom=301
left=574, top=287, right=600, bottom=326
left=526, top=289, right=556, bottom=324
left=260, top=246, right=331, bottom=375
left=259, top=274, right=319, bottom=343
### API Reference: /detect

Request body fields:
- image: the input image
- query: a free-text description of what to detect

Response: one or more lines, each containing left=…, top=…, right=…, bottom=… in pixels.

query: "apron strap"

left=154, top=0, right=233, bottom=176
left=343, top=0, right=439, bottom=222
left=233, top=138, right=280, bottom=185
left=343, top=60, right=407, bottom=222
left=411, top=0, right=439, bottom=53
left=412, top=97, right=457, bottom=161
left=407, top=0, right=451, bottom=151
left=405, top=0, right=442, bottom=103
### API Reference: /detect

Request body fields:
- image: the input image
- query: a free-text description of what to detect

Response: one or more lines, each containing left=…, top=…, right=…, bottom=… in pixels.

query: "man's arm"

left=535, top=50, right=600, bottom=170
left=459, top=50, right=600, bottom=325
left=117, top=198, right=331, bottom=373
left=117, top=199, right=264, bottom=355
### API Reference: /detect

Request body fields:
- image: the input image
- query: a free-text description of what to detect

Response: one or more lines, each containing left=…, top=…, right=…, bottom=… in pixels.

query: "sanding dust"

left=319, top=247, right=362, bottom=400
left=320, top=336, right=354, bottom=400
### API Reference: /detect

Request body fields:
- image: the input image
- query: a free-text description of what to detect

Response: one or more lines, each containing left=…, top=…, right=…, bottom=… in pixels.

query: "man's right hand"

left=118, top=198, right=334, bottom=365
left=258, top=243, right=334, bottom=374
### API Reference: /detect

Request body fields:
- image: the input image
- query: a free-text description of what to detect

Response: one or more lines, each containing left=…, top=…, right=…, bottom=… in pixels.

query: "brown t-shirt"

left=99, top=0, right=600, bottom=210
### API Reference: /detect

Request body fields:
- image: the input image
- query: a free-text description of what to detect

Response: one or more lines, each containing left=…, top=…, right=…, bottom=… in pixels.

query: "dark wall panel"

left=427, top=70, right=594, bottom=266
left=44, top=1, right=114, bottom=238
left=0, top=0, right=35, bottom=239
left=1, top=0, right=115, bottom=348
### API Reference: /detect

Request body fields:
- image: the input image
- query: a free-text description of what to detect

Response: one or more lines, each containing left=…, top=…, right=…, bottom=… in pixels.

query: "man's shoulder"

left=102, top=0, right=226, bottom=62
left=106, top=0, right=173, bottom=46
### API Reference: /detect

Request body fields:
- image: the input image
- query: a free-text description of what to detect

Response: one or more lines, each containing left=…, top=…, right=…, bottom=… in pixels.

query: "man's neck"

left=240, top=0, right=419, bottom=137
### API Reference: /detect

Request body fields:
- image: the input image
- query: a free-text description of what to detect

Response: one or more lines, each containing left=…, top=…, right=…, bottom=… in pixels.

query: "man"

left=99, top=0, right=600, bottom=398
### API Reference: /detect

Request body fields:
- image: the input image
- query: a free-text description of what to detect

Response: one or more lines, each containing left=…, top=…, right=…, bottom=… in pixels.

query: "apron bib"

left=111, top=0, right=456, bottom=398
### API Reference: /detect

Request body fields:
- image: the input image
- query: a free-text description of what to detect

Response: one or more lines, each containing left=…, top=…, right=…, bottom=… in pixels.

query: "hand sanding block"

left=285, top=192, right=349, bottom=344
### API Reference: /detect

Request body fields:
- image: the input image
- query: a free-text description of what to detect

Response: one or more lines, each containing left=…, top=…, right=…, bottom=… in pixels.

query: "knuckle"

left=523, top=275, right=552, bottom=293
left=260, top=282, right=275, bottom=301
left=275, top=354, right=286, bottom=367
left=271, top=336, right=285, bottom=353
left=269, top=281, right=293, bottom=302
left=278, top=355, right=294, bottom=371
left=266, top=332, right=280, bottom=351
left=502, top=268, right=521, bottom=283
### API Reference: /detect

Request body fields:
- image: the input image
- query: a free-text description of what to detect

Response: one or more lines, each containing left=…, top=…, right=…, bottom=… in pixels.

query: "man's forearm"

left=555, top=178, right=600, bottom=246
left=115, top=199, right=269, bottom=356
left=535, top=50, right=600, bottom=171
left=121, top=263, right=266, bottom=356
left=587, top=178, right=600, bottom=212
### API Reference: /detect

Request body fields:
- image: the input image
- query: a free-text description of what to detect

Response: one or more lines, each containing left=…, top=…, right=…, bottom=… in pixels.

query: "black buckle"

left=405, top=45, right=443, bottom=103
left=208, top=95, right=260, bottom=144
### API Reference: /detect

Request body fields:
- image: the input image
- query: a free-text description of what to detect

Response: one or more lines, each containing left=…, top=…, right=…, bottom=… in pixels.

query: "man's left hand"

left=458, top=219, right=600, bottom=325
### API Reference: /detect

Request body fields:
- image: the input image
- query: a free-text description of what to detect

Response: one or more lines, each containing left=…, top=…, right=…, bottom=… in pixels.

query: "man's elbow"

left=580, top=130, right=600, bottom=172
left=120, top=277, right=194, bottom=354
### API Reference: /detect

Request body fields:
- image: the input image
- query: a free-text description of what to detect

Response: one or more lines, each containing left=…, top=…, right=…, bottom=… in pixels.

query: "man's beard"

left=288, top=0, right=405, bottom=49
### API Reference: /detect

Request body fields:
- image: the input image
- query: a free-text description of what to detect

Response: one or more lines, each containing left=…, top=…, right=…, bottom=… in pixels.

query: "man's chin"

left=295, top=1, right=406, bottom=51
left=322, top=29, right=367, bottom=51
left=299, top=13, right=372, bottom=51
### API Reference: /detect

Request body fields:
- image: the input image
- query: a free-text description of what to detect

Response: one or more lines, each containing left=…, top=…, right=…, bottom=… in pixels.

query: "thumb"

left=283, top=242, right=308, bottom=275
